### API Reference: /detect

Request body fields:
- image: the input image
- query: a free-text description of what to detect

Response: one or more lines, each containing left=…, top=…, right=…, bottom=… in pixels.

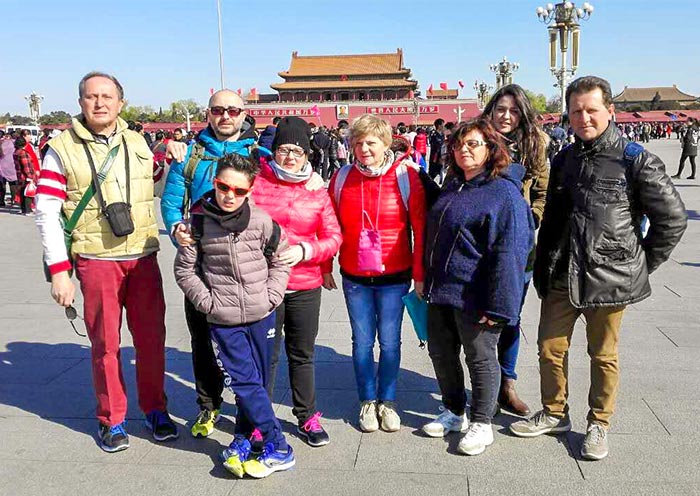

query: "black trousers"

left=184, top=297, right=224, bottom=412
left=427, top=304, right=502, bottom=424
left=267, top=287, right=322, bottom=423
left=676, top=153, right=697, bottom=178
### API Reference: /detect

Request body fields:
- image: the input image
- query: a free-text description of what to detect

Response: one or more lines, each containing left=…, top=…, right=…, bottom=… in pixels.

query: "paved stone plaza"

left=0, top=139, right=698, bottom=496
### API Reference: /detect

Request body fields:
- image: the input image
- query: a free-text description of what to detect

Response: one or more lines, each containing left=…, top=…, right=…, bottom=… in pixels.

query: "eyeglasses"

left=65, top=305, right=86, bottom=337
left=209, top=106, right=244, bottom=117
left=459, top=139, right=487, bottom=149
left=213, top=178, right=251, bottom=196
left=276, top=147, right=305, bottom=158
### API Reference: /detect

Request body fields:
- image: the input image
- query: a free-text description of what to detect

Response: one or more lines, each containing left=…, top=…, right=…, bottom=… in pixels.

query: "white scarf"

left=269, top=159, right=313, bottom=183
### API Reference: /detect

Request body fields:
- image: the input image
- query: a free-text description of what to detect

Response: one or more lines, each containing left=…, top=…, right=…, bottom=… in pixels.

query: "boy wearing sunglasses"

left=174, top=152, right=294, bottom=478
left=161, top=90, right=272, bottom=438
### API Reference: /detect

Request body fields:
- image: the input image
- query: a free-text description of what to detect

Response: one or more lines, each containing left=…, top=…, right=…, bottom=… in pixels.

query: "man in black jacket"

left=510, top=76, right=687, bottom=461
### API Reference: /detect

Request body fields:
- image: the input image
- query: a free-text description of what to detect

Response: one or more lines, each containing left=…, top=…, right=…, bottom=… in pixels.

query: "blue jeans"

left=498, top=279, right=530, bottom=380
left=342, top=278, right=410, bottom=402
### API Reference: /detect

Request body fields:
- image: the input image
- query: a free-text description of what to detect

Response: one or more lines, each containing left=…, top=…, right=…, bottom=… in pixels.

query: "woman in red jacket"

left=13, top=136, right=36, bottom=214
left=328, top=114, right=426, bottom=433
left=252, top=116, right=342, bottom=447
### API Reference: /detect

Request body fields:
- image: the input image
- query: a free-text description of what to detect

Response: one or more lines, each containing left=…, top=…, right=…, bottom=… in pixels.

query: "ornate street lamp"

left=25, top=92, right=44, bottom=124
left=489, top=57, right=519, bottom=90
left=473, top=80, right=493, bottom=109
left=536, top=1, right=594, bottom=115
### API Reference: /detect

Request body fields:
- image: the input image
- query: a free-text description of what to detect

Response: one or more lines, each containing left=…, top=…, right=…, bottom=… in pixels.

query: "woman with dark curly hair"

left=481, top=84, right=550, bottom=417
left=421, top=118, right=534, bottom=456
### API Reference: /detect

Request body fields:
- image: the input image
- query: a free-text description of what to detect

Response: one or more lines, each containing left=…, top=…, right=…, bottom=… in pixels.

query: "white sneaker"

left=377, top=401, right=401, bottom=432
left=457, top=422, right=494, bottom=456
left=422, top=408, right=469, bottom=438
left=359, top=400, right=379, bottom=432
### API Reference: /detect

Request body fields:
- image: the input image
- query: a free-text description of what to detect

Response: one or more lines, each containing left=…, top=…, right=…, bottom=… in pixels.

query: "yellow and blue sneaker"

left=243, top=442, right=295, bottom=479
left=221, top=435, right=252, bottom=478
left=191, top=408, right=220, bottom=438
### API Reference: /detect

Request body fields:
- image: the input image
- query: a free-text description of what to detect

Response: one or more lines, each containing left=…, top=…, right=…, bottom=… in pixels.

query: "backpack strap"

left=264, top=221, right=282, bottom=260
left=190, top=213, right=205, bottom=242
left=395, top=162, right=411, bottom=211
left=332, top=164, right=353, bottom=206
left=623, top=141, right=644, bottom=167
left=181, top=142, right=206, bottom=218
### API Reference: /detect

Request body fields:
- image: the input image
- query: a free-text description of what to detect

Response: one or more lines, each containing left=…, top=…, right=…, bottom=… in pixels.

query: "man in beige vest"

left=34, top=72, right=178, bottom=453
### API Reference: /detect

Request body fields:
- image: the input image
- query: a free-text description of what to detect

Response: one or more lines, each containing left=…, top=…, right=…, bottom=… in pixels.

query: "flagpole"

left=216, top=0, right=225, bottom=89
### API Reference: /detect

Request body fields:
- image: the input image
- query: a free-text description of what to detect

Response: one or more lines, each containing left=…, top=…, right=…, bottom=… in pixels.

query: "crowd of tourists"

left=24, top=71, right=687, bottom=480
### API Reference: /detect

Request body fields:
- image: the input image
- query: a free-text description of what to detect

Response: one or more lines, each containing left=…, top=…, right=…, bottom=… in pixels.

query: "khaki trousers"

left=538, top=287, right=626, bottom=428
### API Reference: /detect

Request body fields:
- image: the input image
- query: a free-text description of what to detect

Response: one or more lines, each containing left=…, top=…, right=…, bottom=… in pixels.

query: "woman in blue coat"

left=421, top=118, right=534, bottom=456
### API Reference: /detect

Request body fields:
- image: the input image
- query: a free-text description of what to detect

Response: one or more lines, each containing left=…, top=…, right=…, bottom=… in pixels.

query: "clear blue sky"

left=2, top=0, right=699, bottom=115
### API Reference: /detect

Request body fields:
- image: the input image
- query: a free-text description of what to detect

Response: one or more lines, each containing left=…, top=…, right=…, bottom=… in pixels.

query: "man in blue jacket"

left=161, top=89, right=271, bottom=438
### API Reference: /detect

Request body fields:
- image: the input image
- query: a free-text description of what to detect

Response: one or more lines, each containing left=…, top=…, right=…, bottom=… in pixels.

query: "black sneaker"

left=145, top=410, right=179, bottom=441
left=297, top=412, right=330, bottom=447
left=98, top=422, right=130, bottom=453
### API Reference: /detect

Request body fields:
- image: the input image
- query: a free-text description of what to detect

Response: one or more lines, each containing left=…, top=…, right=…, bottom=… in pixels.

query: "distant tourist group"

left=27, top=70, right=686, bottom=479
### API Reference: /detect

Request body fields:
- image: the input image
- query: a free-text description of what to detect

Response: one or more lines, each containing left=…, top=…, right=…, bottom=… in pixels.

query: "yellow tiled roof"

left=614, top=86, right=696, bottom=103
left=279, top=49, right=409, bottom=77
left=271, top=79, right=417, bottom=90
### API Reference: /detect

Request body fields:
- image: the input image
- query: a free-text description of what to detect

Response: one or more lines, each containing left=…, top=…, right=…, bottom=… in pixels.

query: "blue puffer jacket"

left=424, top=164, right=535, bottom=325
left=161, top=125, right=271, bottom=237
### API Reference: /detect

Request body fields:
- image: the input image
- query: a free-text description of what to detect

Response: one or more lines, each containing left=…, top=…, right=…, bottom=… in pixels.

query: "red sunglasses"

left=213, top=178, right=251, bottom=196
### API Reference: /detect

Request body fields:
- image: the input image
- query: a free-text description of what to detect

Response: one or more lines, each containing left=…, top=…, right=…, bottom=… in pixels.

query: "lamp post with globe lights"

left=536, top=1, right=594, bottom=116
left=489, top=57, right=519, bottom=90
left=474, top=80, right=493, bottom=109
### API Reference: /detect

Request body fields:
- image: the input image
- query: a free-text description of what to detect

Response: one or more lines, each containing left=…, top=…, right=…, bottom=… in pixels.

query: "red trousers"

left=76, top=253, right=167, bottom=426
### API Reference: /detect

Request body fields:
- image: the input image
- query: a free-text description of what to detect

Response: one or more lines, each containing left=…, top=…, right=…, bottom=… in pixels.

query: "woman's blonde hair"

left=350, top=114, right=393, bottom=146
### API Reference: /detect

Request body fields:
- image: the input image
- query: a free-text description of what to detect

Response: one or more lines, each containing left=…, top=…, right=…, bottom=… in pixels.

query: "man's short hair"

left=434, top=118, right=445, bottom=128
left=78, top=71, right=125, bottom=100
left=565, top=76, right=613, bottom=109
left=174, top=128, right=183, bottom=134
left=272, top=117, right=281, bottom=125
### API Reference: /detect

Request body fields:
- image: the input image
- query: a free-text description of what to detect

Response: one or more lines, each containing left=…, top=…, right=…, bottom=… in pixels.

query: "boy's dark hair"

left=216, top=153, right=260, bottom=183
left=434, top=118, right=445, bottom=128
left=565, top=75, right=613, bottom=109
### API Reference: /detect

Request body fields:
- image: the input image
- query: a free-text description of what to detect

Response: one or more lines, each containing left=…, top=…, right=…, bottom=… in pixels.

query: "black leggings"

left=676, top=153, right=697, bottom=178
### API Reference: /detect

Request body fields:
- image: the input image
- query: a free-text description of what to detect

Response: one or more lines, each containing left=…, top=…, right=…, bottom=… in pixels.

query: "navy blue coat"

left=424, top=164, right=535, bottom=325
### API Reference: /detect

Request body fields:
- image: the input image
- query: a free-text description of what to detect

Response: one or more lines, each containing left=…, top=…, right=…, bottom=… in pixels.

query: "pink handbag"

left=356, top=178, right=384, bottom=273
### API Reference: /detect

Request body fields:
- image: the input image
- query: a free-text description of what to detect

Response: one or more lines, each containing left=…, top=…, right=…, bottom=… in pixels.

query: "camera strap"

left=82, top=136, right=130, bottom=213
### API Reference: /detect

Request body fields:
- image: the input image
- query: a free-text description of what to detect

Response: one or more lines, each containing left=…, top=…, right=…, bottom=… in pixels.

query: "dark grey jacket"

left=534, top=123, right=687, bottom=308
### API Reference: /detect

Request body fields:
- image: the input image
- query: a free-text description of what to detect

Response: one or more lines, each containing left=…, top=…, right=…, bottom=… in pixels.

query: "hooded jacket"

left=174, top=192, right=290, bottom=326
left=424, top=164, right=535, bottom=324
left=534, top=123, right=687, bottom=308
left=161, top=125, right=271, bottom=236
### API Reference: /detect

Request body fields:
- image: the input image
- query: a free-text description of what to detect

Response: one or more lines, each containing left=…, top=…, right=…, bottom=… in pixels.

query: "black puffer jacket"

left=534, top=123, right=687, bottom=308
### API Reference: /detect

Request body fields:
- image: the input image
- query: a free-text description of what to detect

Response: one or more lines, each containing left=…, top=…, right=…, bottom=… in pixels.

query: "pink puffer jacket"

left=252, top=161, right=342, bottom=291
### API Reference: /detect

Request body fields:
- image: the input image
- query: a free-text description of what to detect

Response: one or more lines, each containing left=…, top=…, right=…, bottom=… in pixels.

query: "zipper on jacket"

left=229, top=232, right=245, bottom=323
left=426, top=183, right=465, bottom=300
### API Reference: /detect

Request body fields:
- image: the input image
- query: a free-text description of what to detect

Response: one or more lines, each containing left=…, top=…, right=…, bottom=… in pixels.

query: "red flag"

left=439, top=82, right=448, bottom=91
left=427, top=84, right=434, bottom=95
left=250, top=87, right=257, bottom=95
left=458, top=80, right=465, bottom=89
left=237, top=88, right=242, bottom=95
left=209, top=87, right=215, bottom=96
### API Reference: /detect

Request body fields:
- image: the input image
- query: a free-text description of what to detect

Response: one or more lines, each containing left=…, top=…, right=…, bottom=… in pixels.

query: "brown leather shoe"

left=498, top=378, right=530, bottom=417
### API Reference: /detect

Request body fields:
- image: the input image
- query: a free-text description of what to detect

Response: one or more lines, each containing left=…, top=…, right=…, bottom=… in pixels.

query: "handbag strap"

left=82, top=136, right=130, bottom=215
left=65, top=141, right=121, bottom=233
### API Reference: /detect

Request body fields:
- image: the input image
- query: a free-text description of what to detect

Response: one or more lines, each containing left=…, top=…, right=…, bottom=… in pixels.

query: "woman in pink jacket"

left=252, top=116, right=342, bottom=448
